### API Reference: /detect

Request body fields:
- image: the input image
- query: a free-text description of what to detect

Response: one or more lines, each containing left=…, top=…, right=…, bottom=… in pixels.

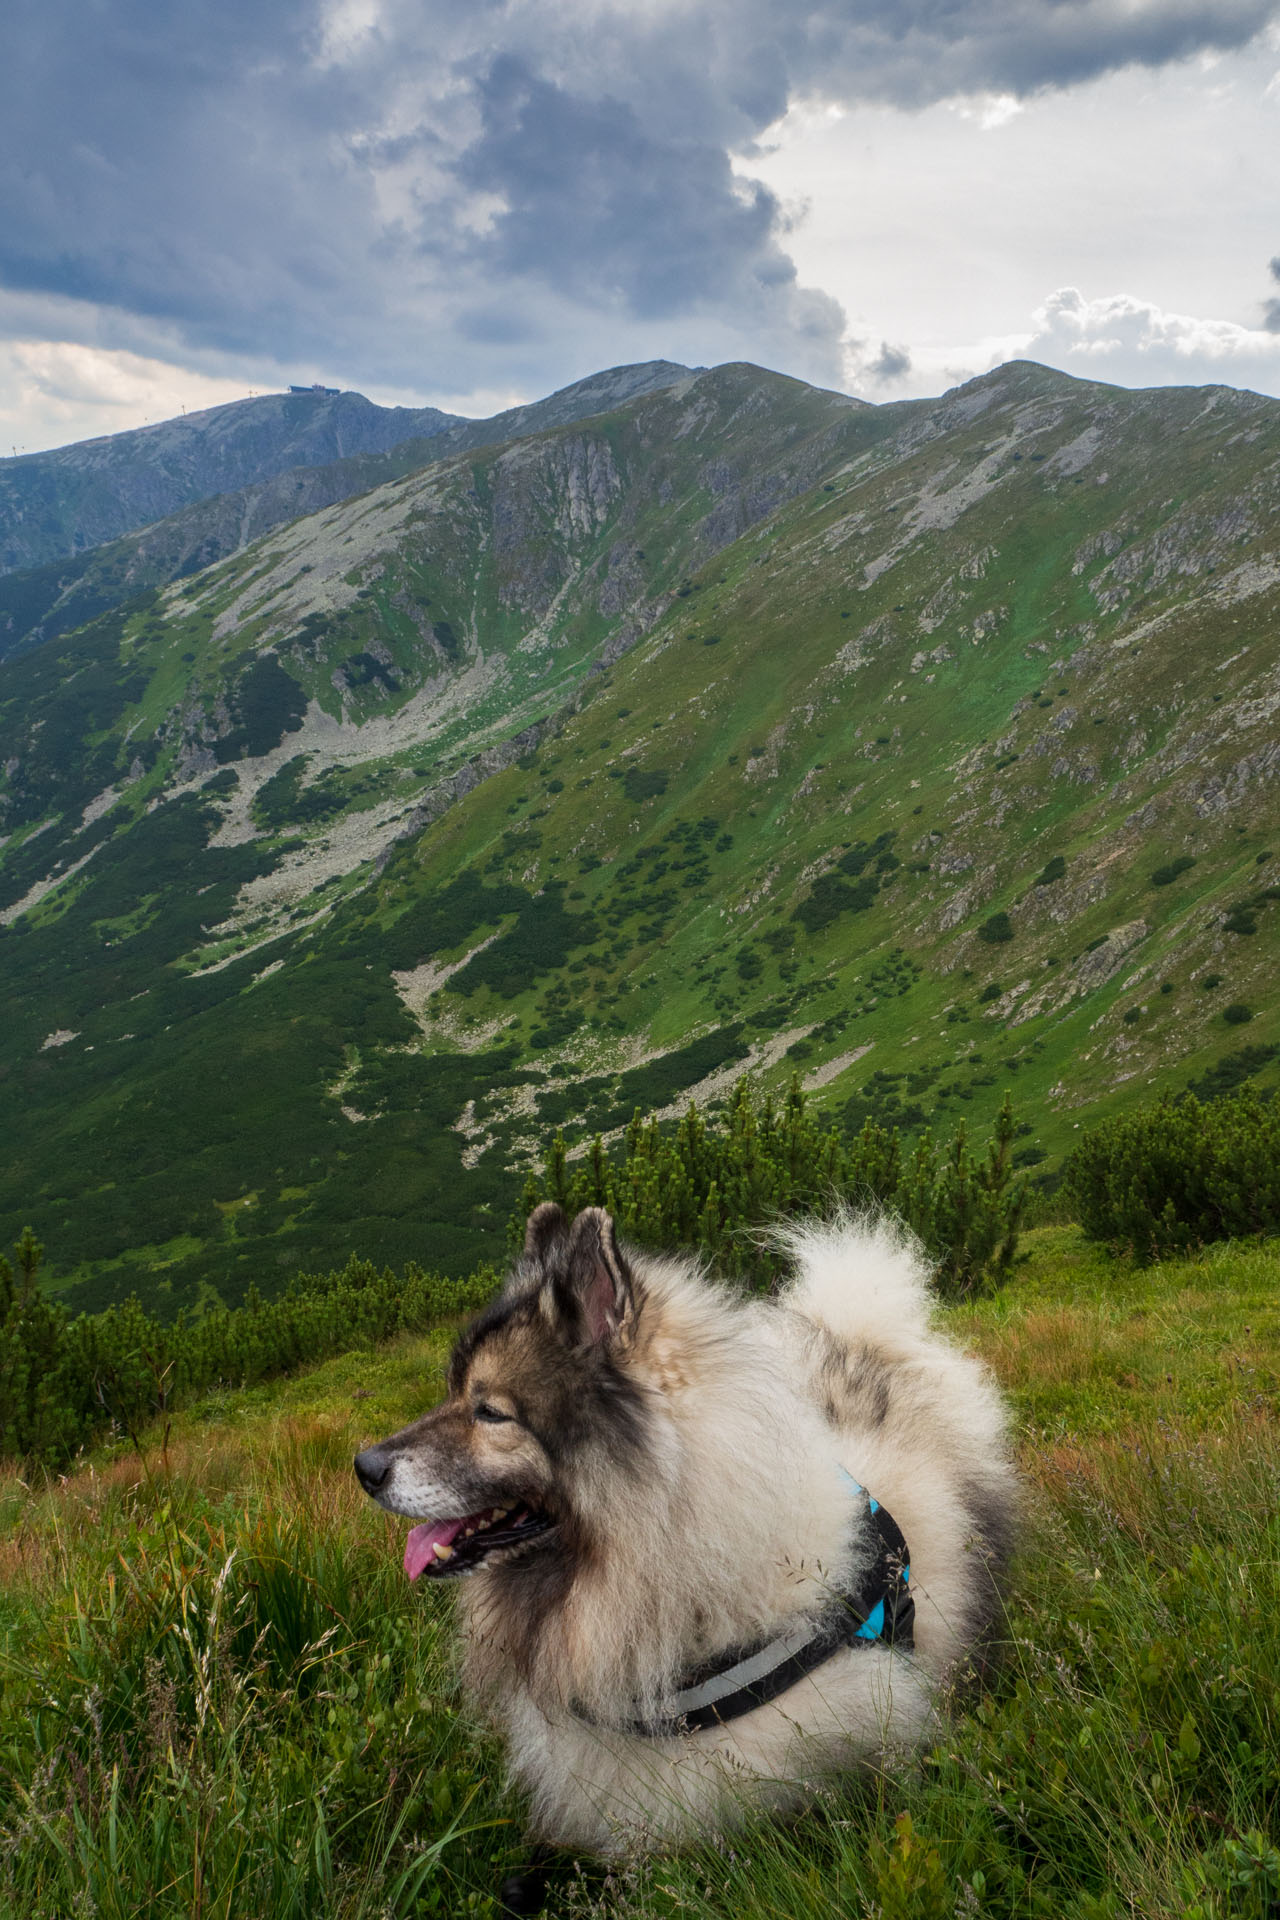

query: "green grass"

left=2, top=1229, right=1278, bottom=1916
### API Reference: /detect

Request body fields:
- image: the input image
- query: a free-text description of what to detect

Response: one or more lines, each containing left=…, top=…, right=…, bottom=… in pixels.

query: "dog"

left=354, top=1203, right=1016, bottom=1856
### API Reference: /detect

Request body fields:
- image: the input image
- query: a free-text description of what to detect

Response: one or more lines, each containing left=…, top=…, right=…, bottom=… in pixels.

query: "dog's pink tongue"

left=404, top=1518, right=464, bottom=1581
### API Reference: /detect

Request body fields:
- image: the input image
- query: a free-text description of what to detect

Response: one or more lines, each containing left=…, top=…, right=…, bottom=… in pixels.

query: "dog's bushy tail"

left=775, top=1210, right=936, bottom=1350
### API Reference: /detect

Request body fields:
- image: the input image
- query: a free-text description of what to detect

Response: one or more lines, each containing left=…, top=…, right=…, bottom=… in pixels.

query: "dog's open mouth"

left=403, top=1505, right=555, bottom=1580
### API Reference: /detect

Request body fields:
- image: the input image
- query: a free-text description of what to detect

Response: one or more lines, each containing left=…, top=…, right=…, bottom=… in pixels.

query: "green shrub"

left=253, top=755, right=351, bottom=831
left=1064, top=1090, right=1280, bottom=1260
left=1187, top=1044, right=1278, bottom=1101
left=447, top=883, right=596, bottom=998
left=793, top=870, right=879, bottom=933
left=978, top=912, right=1014, bottom=944
left=1150, top=855, right=1196, bottom=886
left=213, top=655, right=307, bottom=763
left=1223, top=1003, right=1254, bottom=1025
left=0, top=1242, right=496, bottom=1465
left=835, top=833, right=894, bottom=879
left=514, top=1077, right=1024, bottom=1302
left=1035, top=855, right=1066, bottom=887
left=623, top=767, right=669, bottom=803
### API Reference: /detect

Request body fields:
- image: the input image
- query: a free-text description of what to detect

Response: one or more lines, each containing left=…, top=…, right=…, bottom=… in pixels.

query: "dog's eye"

left=474, top=1403, right=513, bottom=1425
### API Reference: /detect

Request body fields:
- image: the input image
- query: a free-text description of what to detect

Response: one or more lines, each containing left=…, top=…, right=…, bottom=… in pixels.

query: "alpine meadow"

left=1, top=359, right=1279, bottom=1917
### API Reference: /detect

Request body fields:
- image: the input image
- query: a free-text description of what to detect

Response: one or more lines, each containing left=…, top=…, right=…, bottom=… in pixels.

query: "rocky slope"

left=0, top=362, right=697, bottom=661
left=2, top=358, right=1278, bottom=1313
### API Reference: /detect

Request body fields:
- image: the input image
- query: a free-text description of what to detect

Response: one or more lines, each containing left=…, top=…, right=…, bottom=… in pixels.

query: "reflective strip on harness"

left=581, top=1468, right=914, bottom=1739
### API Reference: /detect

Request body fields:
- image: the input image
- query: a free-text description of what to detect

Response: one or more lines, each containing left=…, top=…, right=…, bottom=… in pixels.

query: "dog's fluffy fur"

left=355, top=1205, right=1016, bottom=1856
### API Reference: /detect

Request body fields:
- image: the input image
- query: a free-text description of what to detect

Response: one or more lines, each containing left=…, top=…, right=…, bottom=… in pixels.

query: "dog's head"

left=354, top=1204, right=649, bottom=1581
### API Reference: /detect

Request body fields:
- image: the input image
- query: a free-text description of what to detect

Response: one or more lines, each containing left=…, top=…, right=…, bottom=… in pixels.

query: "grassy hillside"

left=2, top=359, right=1280, bottom=1312
left=1, top=1229, right=1276, bottom=1916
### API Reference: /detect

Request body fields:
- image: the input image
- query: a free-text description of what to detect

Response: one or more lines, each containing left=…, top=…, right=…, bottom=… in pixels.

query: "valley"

left=2, top=357, right=1278, bottom=1313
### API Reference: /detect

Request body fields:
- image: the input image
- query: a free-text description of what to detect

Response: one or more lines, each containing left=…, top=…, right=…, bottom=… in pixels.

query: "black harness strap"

left=581, top=1476, right=914, bottom=1740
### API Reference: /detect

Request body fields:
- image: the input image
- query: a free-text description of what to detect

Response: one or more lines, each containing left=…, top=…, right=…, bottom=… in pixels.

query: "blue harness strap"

left=597, top=1468, right=914, bottom=1739
left=837, top=1467, right=914, bottom=1646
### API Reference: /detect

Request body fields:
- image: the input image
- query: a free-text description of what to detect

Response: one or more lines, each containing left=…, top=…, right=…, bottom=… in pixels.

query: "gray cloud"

left=1265, top=255, right=1280, bottom=333
left=458, top=57, right=778, bottom=316
left=2, top=1, right=1277, bottom=403
left=867, top=341, right=913, bottom=383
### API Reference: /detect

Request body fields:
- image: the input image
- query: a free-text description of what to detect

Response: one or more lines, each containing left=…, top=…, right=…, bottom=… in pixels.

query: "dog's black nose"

left=354, top=1446, right=392, bottom=1494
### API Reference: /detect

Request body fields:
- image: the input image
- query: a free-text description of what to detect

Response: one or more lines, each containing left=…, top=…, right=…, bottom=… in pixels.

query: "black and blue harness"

left=612, top=1470, right=914, bottom=1739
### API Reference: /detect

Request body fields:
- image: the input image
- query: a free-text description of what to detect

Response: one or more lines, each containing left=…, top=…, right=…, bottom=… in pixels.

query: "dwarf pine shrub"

left=4, top=1085, right=1027, bottom=1464
left=1064, top=1089, right=1280, bottom=1260
left=514, top=1076, right=1024, bottom=1301
left=0, top=1245, right=496, bottom=1466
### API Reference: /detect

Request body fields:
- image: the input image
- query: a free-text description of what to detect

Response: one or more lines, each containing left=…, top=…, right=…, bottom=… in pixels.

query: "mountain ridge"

left=2, top=355, right=1278, bottom=1315
left=0, top=362, right=699, bottom=659
left=0, top=389, right=462, bottom=575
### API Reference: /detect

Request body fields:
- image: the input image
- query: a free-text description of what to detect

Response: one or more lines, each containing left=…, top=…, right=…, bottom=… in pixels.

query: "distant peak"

left=539, top=360, right=700, bottom=405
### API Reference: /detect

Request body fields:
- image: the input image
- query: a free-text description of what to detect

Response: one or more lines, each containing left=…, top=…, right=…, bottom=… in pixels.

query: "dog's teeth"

left=493, top=1507, right=510, bottom=1520
left=433, top=1543, right=454, bottom=1561
left=462, top=1526, right=475, bottom=1537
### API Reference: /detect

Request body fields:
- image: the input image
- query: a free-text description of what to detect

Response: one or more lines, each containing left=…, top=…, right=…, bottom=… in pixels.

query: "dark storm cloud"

left=457, top=57, right=783, bottom=317
left=0, top=0, right=376, bottom=350
left=3, top=0, right=1278, bottom=398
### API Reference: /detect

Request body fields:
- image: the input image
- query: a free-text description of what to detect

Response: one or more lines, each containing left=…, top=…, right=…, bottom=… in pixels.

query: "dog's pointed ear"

left=523, top=1200, right=568, bottom=1265
left=553, top=1208, right=636, bottom=1348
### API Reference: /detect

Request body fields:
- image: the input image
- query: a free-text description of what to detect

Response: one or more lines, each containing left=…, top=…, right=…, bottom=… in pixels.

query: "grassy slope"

left=340, top=362, right=1280, bottom=1216
left=4, top=362, right=1280, bottom=1312
left=1, top=1230, right=1277, bottom=1917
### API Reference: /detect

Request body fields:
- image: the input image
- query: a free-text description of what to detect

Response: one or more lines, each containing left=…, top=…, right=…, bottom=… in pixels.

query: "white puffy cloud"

left=754, top=38, right=1280, bottom=408
left=1018, top=286, right=1280, bottom=392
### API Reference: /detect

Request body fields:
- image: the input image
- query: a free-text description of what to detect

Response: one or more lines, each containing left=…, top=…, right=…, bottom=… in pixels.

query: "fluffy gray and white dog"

left=354, top=1203, right=1016, bottom=1856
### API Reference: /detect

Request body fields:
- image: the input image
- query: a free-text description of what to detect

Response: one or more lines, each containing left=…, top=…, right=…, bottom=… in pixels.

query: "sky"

left=3, top=0, right=1280, bottom=455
